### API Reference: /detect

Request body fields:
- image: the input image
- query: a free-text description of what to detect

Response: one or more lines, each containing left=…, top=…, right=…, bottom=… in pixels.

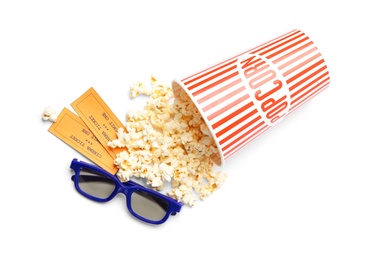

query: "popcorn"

left=42, top=106, right=58, bottom=122
left=151, top=176, right=163, bottom=188
left=129, top=82, right=152, bottom=98
left=108, top=76, right=227, bottom=206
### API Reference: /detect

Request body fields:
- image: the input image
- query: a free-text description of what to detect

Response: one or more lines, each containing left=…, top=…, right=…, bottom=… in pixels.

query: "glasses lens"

left=77, top=170, right=116, bottom=199
left=131, top=191, right=170, bottom=221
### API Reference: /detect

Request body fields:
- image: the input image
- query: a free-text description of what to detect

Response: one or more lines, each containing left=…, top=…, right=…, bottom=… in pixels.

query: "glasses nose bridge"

left=115, top=185, right=130, bottom=197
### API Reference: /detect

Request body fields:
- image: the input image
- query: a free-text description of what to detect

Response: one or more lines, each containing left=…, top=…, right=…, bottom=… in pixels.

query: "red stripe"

left=291, top=77, right=330, bottom=106
left=212, top=101, right=255, bottom=130
left=264, top=36, right=309, bottom=59
left=277, top=45, right=317, bottom=71
left=224, top=125, right=270, bottom=160
left=182, top=58, right=237, bottom=84
left=289, top=64, right=327, bottom=91
left=202, top=86, right=246, bottom=112
left=223, top=123, right=269, bottom=156
left=291, top=71, right=329, bottom=99
left=192, top=71, right=239, bottom=96
left=186, top=61, right=236, bottom=89
left=287, top=59, right=325, bottom=86
left=207, top=94, right=250, bottom=120
left=283, top=52, right=321, bottom=77
left=219, top=115, right=261, bottom=145
left=288, top=82, right=329, bottom=114
left=198, top=78, right=242, bottom=104
left=257, top=31, right=304, bottom=56
left=274, top=43, right=315, bottom=66
left=250, top=30, right=301, bottom=55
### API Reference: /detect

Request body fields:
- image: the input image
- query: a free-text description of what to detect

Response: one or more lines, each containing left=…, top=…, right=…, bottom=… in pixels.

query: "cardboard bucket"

left=172, top=29, right=330, bottom=166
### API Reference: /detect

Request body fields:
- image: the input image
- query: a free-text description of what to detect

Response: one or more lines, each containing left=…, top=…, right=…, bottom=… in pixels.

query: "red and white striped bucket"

left=172, top=29, right=330, bottom=166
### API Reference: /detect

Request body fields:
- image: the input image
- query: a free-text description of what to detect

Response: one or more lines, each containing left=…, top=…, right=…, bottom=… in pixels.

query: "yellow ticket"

left=48, top=108, right=118, bottom=174
left=71, top=87, right=127, bottom=159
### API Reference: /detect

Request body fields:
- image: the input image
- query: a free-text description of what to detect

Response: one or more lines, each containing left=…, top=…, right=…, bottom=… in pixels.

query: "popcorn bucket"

left=172, top=29, right=330, bottom=166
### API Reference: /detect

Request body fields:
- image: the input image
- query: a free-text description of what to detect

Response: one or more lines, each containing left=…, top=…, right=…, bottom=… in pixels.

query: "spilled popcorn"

left=129, top=81, right=152, bottom=98
left=42, top=106, right=58, bottom=122
left=108, top=76, right=227, bottom=206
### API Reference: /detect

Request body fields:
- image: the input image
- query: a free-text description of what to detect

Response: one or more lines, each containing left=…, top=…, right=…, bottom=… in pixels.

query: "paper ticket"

left=48, top=107, right=118, bottom=174
left=71, top=87, right=127, bottom=158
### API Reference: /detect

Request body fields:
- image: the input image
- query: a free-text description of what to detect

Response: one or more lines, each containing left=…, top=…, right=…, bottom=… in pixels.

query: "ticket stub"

left=71, top=87, right=127, bottom=158
left=48, top=108, right=118, bottom=174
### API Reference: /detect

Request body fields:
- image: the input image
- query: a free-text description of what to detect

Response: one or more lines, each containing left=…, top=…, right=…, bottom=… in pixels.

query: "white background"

left=1, top=1, right=367, bottom=259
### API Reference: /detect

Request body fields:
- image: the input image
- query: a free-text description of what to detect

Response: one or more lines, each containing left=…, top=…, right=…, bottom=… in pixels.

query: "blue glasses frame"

left=70, top=158, right=182, bottom=225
